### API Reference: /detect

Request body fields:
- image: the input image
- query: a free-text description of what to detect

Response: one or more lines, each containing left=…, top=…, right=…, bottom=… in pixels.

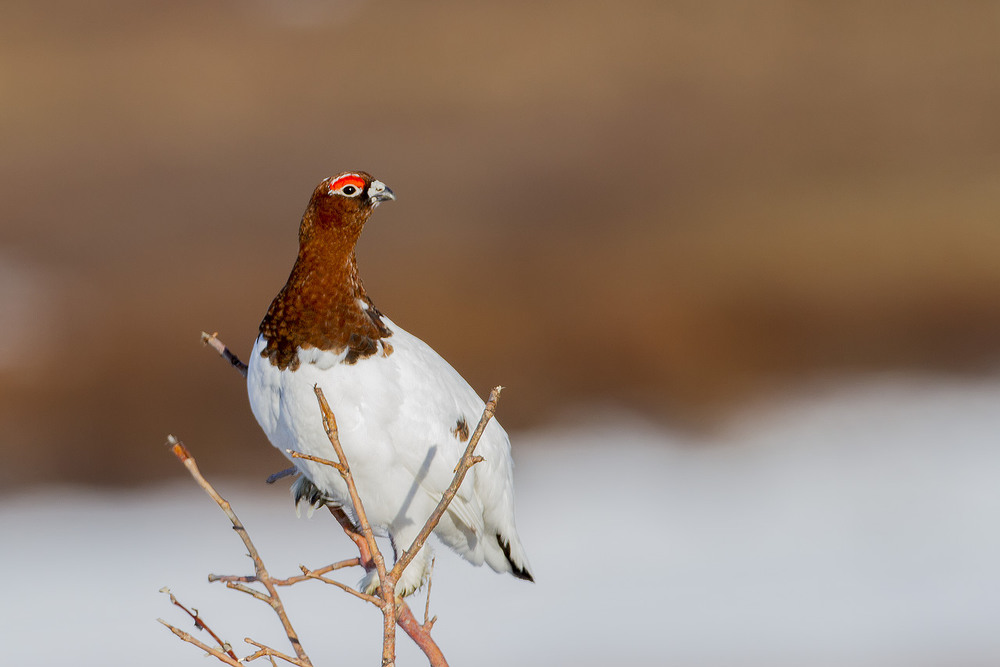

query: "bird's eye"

left=329, top=174, right=366, bottom=197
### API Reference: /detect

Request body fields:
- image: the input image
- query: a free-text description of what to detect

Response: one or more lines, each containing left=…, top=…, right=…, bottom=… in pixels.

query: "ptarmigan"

left=247, top=171, right=533, bottom=596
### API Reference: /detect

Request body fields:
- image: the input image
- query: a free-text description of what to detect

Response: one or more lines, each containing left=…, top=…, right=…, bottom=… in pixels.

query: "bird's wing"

left=379, top=321, right=506, bottom=536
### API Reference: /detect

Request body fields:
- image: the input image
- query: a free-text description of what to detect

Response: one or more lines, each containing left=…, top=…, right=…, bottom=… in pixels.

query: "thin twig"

left=224, top=581, right=273, bottom=603
left=158, top=619, right=243, bottom=667
left=278, top=559, right=361, bottom=585
left=166, top=435, right=312, bottom=667
left=209, top=558, right=360, bottom=586
left=390, top=386, right=501, bottom=583
left=287, top=450, right=345, bottom=473
left=243, top=638, right=310, bottom=667
left=201, top=331, right=249, bottom=378
left=424, top=557, right=435, bottom=627
left=160, top=587, right=238, bottom=661
left=299, top=565, right=382, bottom=604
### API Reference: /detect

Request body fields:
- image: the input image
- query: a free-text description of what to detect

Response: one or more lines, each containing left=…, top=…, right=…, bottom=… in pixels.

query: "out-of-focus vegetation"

left=1, top=0, right=998, bottom=486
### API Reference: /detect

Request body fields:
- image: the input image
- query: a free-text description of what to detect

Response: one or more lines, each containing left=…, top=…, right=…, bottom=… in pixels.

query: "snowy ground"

left=3, top=375, right=999, bottom=666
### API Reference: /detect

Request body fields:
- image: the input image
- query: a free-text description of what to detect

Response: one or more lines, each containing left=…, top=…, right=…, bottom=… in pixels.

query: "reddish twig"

left=160, top=588, right=239, bottom=662
left=328, top=506, right=376, bottom=570
left=326, top=507, right=448, bottom=666
left=397, top=603, right=447, bottom=667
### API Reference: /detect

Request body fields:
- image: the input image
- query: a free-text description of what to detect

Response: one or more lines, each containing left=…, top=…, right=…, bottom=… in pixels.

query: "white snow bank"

left=2, top=375, right=999, bottom=666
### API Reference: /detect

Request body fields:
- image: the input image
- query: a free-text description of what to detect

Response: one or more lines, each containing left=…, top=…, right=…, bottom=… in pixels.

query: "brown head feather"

left=259, top=172, right=393, bottom=371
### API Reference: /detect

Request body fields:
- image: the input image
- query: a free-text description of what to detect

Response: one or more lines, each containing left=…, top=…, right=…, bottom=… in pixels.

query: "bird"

left=246, top=171, right=533, bottom=597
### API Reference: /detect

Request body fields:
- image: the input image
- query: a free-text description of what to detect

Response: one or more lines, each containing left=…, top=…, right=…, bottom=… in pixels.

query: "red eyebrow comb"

left=330, top=174, right=366, bottom=191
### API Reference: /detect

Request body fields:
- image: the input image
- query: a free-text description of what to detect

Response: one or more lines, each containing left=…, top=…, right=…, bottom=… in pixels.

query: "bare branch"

left=201, top=331, right=248, bottom=378
left=384, top=388, right=506, bottom=667
left=326, top=508, right=447, bottom=665
left=208, top=573, right=259, bottom=584
left=396, top=604, right=448, bottom=667
left=327, top=506, right=375, bottom=571
left=224, top=581, right=273, bottom=603
left=287, top=449, right=345, bottom=473
left=312, top=386, right=398, bottom=666
left=298, top=565, right=381, bottom=603
left=310, top=389, right=385, bottom=582
left=158, top=619, right=243, bottom=667
left=160, top=587, right=238, bottom=661
left=166, top=435, right=312, bottom=667
left=208, top=558, right=360, bottom=587
left=424, top=557, right=435, bottom=627
left=390, top=386, right=502, bottom=583
left=277, top=558, right=361, bottom=585
left=243, top=638, right=310, bottom=667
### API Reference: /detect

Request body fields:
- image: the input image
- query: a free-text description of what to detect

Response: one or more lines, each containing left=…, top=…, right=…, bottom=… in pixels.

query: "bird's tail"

left=436, top=507, right=534, bottom=582
left=492, top=530, right=534, bottom=582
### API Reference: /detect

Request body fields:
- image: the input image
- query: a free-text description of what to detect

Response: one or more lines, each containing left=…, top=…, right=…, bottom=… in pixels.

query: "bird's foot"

left=359, top=563, right=428, bottom=599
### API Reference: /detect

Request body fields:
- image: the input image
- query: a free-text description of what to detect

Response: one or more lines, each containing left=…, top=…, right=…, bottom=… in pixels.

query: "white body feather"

left=246, top=316, right=531, bottom=595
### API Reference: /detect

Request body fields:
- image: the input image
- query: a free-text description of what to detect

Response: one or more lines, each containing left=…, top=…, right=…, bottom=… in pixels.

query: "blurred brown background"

left=1, top=0, right=998, bottom=489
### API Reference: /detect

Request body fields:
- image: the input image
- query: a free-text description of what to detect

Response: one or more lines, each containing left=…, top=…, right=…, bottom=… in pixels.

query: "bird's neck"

left=257, top=237, right=391, bottom=371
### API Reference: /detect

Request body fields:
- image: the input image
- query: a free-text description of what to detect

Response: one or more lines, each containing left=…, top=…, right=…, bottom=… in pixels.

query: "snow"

left=2, top=375, right=999, bottom=666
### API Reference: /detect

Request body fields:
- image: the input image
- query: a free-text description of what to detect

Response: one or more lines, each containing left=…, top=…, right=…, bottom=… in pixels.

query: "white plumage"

left=247, top=309, right=533, bottom=597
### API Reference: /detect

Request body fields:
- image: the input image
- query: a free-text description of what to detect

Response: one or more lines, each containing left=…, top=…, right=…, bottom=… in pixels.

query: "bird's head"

left=300, top=171, right=395, bottom=244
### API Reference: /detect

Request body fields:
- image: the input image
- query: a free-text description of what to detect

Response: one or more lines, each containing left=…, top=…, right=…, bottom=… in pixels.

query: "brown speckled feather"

left=259, top=173, right=392, bottom=371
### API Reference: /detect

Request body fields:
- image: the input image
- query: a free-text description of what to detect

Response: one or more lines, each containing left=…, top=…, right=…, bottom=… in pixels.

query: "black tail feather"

left=497, top=533, right=534, bottom=582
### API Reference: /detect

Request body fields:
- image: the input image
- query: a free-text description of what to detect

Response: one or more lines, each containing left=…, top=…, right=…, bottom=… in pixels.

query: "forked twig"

left=158, top=618, right=243, bottom=667
left=396, top=603, right=447, bottom=667
left=160, top=587, right=238, bottom=661
left=325, top=508, right=447, bottom=665
left=209, top=558, right=361, bottom=586
left=299, top=564, right=381, bottom=604
left=165, top=436, right=312, bottom=667
left=243, top=637, right=310, bottom=667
